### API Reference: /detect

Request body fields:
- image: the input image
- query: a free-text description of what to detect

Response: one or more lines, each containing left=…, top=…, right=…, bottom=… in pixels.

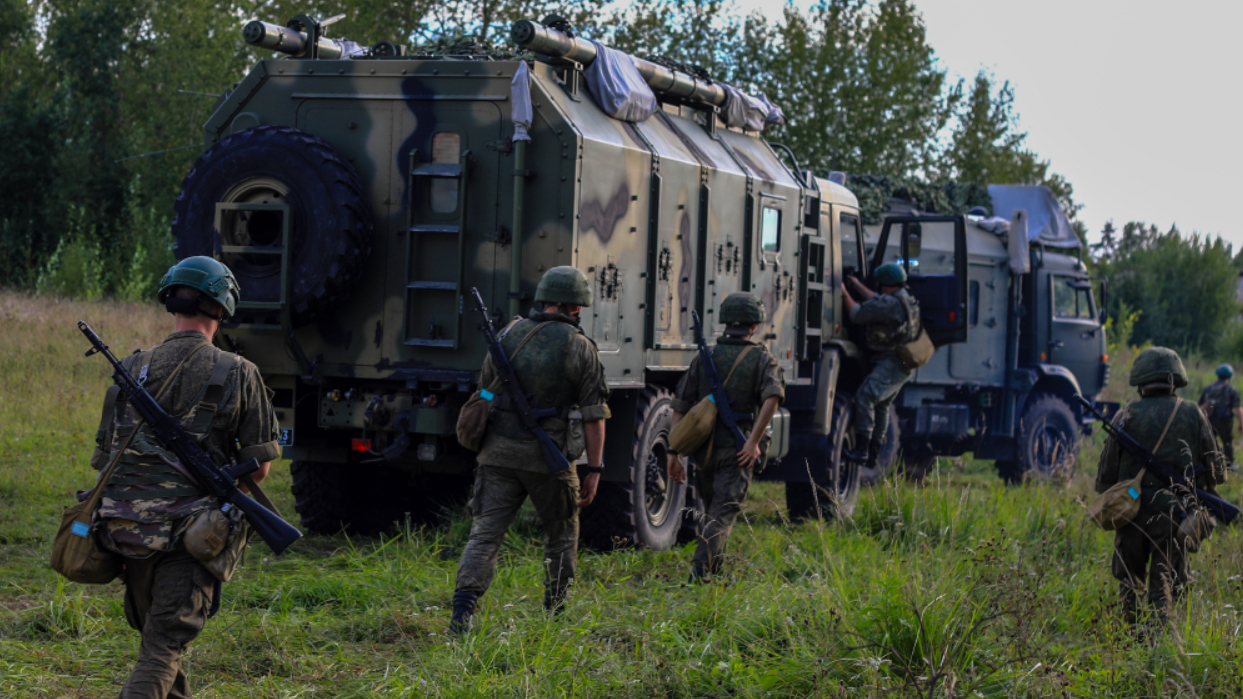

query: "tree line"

left=0, top=0, right=1236, bottom=354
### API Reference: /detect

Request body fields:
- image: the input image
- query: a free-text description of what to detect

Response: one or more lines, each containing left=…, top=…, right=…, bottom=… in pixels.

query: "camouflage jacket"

left=1199, top=380, right=1239, bottom=426
left=90, top=330, right=280, bottom=557
left=671, top=336, right=786, bottom=452
left=1096, top=392, right=1226, bottom=514
left=849, top=288, right=920, bottom=354
left=477, top=310, right=611, bottom=474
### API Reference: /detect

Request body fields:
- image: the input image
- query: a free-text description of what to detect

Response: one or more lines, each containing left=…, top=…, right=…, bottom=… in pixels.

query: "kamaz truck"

left=854, top=188, right=1112, bottom=483
left=172, top=13, right=974, bottom=545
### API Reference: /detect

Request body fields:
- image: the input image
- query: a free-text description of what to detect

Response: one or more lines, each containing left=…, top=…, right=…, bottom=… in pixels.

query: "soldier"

left=1199, top=364, right=1242, bottom=469
left=451, top=266, right=610, bottom=632
left=841, top=262, right=921, bottom=468
left=1097, top=347, right=1226, bottom=627
left=667, top=292, right=785, bottom=582
left=92, top=257, right=280, bottom=698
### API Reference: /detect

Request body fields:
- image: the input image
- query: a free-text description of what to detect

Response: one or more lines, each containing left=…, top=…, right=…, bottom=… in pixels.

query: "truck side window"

left=761, top=206, right=781, bottom=252
left=430, top=132, right=460, bottom=213
left=1053, top=276, right=1094, bottom=319
left=840, top=213, right=863, bottom=275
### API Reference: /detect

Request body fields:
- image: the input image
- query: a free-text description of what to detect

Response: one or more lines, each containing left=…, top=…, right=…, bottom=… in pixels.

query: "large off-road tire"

left=579, top=387, right=691, bottom=551
left=1008, top=394, right=1080, bottom=483
left=172, top=126, right=372, bottom=326
left=290, top=461, right=410, bottom=535
left=785, top=394, right=860, bottom=520
left=859, top=404, right=900, bottom=485
left=900, top=442, right=938, bottom=482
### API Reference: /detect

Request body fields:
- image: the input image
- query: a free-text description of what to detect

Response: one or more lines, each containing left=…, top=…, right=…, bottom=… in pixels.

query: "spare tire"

left=172, top=126, right=371, bottom=326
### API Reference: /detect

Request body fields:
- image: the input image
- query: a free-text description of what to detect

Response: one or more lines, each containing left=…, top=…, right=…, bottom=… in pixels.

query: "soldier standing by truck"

left=451, top=267, right=610, bottom=632
left=1097, top=348, right=1226, bottom=628
left=667, top=293, right=785, bottom=582
left=93, top=257, right=280, bottom=698
left=1199, top=364, right=1242, bottom=469
left=842, top=262, right=921, bottom=469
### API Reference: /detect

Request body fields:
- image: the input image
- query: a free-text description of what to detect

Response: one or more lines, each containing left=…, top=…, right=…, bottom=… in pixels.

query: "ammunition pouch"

left=183, top=506, right=251, bottom=582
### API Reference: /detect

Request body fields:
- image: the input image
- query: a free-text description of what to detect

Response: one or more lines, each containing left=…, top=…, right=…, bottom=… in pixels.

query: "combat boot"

left=842, top=431, right=871, bottom=464
left=450, top=592, right=477, bottom=634
left=687, top=564, right=707, bottom=585
left=544, top=589, right=567, bottom=615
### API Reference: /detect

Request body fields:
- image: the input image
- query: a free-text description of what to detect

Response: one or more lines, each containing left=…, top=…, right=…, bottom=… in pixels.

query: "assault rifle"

left=78, top=321, right=303, bottom=554
left=469, top=288, right=571, bottom=473
left=1077, top=394, right=1240, bottom=525
left=690, top=311, right=759, bottom=468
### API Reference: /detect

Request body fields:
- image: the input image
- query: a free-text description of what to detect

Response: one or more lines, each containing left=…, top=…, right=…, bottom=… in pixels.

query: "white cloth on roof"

left=988, top=185, right=1080, bottom=249
left=511, top=61, right=533, bottom=142
left=584, top=41, right=658, bottom=123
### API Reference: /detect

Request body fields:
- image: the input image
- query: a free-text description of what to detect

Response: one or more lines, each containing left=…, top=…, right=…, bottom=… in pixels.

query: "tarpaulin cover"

left=585, top=41, right=658, bottom=123
left=1008, top=210, right=1032, bottom=274
left=722, top=84, right=783, bottom=131
left=987, top=185, right=1080, bottom=249
left=511, top=61, right=533, bottom=141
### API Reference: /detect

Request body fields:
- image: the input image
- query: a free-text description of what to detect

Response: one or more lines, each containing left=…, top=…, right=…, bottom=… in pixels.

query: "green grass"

left=2, top=291, right=1242, bottom=697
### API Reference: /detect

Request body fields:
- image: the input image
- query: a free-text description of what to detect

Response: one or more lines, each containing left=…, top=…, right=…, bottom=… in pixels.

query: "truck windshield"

left=1052, top=276, right=1095, bottom=320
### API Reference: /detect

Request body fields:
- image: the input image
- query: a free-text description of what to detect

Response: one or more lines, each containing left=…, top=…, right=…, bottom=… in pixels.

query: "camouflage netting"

left=409, top=34, right=527, bottom=61
left=843, top=174, right=992, bottom=225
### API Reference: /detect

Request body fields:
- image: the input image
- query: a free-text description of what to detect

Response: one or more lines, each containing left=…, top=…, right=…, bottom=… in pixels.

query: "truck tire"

left=859, top=404, right=900, bottom=485
left=1012, top=394, right=1080, bottom=481
left=290, top=460, right=408, bottom=535
left=172, top=126, right=372, bottom=326
left=579, top=387, right=690, bottom=551
left=900, top=443, right=938, bottom=482
left=785, top=393, right=859, bottom=520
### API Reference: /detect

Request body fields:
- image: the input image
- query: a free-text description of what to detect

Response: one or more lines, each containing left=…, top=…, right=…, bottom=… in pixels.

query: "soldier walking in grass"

left=1199, top=364, right=1242, bottom=469
left=667, top=293, right=784, bottom=582
left=451, top=266, right=610, bottom=632
left=1097, top=347, right=1226, bottom=628
left=841, top=262, right=921, bottom=469
left=92, top=257, right=280, bottom=698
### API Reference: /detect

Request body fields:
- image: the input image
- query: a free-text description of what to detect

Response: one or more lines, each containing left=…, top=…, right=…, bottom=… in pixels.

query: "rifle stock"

left=1077, top=395, right=1239, bottom=525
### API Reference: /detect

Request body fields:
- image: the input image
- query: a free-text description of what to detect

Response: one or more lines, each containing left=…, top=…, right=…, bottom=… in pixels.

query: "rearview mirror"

left=904, top=222, right=922, bottom=259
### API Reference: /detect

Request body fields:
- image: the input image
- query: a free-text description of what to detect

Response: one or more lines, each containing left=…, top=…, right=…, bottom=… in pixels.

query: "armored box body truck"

left=173, top=16, right=972, bottom=544
left=856, top=194, right=1111, bottom=482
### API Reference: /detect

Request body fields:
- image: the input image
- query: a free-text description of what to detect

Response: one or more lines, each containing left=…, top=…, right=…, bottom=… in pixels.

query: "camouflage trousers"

left=1112, top=509, right=1188, bottom=622
left=854, top=355, right=915, bottom=445
left=691, top=446, right=755, bottom=575
left=455, top=465, right=581, bottom=601
left=120, top=545, right=215, bottom=699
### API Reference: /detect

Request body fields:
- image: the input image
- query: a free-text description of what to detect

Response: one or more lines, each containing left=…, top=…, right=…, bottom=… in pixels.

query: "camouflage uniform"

left=671, top=336, right=785, bottom=576
left=1199, top=379, right=1240, bottom=465
left=1096, top=394, right=1225, bottom=621
left=849, top=289, right=920, bottom=450
left=91, top=330, right=279, bottom=699
left=454, top=310, right=610, bottom=607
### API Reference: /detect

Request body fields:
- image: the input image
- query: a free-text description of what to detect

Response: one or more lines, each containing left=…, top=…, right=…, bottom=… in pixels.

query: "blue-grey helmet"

left=875, top=262, right=907, bottom=286
left=1218, top=364, right=1234, bottom=379
left=158, top=256, right=241, bottom=320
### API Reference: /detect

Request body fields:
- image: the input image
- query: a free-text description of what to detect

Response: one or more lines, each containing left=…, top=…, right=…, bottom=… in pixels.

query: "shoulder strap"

left=190, top=352, right=240, bottom=434
left=511, top=321, right=554, bottom=361
left=1153, top=398, right=1183, bottom=453
left=721, top=345, right=756, bottom=388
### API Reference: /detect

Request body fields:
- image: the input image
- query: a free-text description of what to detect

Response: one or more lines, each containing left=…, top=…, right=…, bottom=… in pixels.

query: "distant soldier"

left=92, top=257, right=280, bottom=698
left=841, top=262, right=921, bottom=468
left=667, top=292, right=785, bottom=582
left=1199, top=364, right=1242, bottom=469
left=451, top=266, right=610, bottom=632
left=1097, top=347, right=1226, bottom=627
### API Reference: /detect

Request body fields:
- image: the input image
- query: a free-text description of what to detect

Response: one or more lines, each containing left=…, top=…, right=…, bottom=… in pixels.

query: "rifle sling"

left=715, top=345, right=756, bottom=423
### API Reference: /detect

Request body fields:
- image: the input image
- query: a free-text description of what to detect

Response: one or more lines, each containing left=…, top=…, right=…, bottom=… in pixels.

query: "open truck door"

left=868, top=215, right=969, bottom=347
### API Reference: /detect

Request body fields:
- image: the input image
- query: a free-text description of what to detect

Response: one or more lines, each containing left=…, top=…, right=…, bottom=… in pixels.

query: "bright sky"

left=732, top=0, right=1243, bottom=248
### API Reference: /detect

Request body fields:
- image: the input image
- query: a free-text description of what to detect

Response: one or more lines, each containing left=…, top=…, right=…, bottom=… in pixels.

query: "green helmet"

left=1129, top=347, right=1188, bottom=388
left=719, top=292, right=765, bottom=324
left=534, top=265, right=593, bottom=307
left=1218, top=364, right=1234, bottom=379
left=158, top=257, right=241, bottom=319
left=875, top=262, right=907, bottom=286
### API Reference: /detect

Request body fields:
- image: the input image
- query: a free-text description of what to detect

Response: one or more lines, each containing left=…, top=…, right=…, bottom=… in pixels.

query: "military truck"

left=171, top=13, right=974, bottom=544
left=853, top=188, right=1112, bottom=482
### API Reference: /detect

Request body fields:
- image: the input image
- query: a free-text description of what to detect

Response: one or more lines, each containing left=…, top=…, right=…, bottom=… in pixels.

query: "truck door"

left=1046, top=274, right=1104, bottom=394
left=868, top=215, right=969, bottom=346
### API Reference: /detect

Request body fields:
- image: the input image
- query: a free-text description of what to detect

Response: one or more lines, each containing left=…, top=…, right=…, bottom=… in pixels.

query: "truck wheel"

left=172, top=126, right=372, bottom=326
left=1014, top=394, right=1080, bottom=481
left=859, top=404, right=900, bottom=485
left=290, top=461, right=407, bottom=535
left=676, top=459, right=704, bottom=545
left=785, top=393, right=859, bottom=520
left=900, top=443, right=938, bottom=482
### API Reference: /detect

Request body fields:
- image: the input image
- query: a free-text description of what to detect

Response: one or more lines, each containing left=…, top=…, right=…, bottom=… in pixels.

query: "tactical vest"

left=101, top=346, right=238, bottom=503
left=866, top=289, right=921, bottom=351
left=490, top=316, right=581, bottom=441
left=697, top=337, right=764, bottom=447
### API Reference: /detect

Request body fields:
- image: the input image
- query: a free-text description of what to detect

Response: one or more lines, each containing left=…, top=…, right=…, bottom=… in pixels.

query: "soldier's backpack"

left=1201, top=383, right=1234, bottom=423
left=894, top=292, right=934, bottom=370
left=456, top=321, right=552, bottom=452
left=1087, top=399, right=1181, bottom=531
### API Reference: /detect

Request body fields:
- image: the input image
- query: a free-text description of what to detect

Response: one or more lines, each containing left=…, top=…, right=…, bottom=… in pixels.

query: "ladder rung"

left=405, top=338, right=456, bottom=347
left=220, top=245, right=284, bottom=254
left=411, top=163, right=462, bottom=177
left=407, top=281, right=457, bottom=290
left=409, top=224, right=460, bottom=234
